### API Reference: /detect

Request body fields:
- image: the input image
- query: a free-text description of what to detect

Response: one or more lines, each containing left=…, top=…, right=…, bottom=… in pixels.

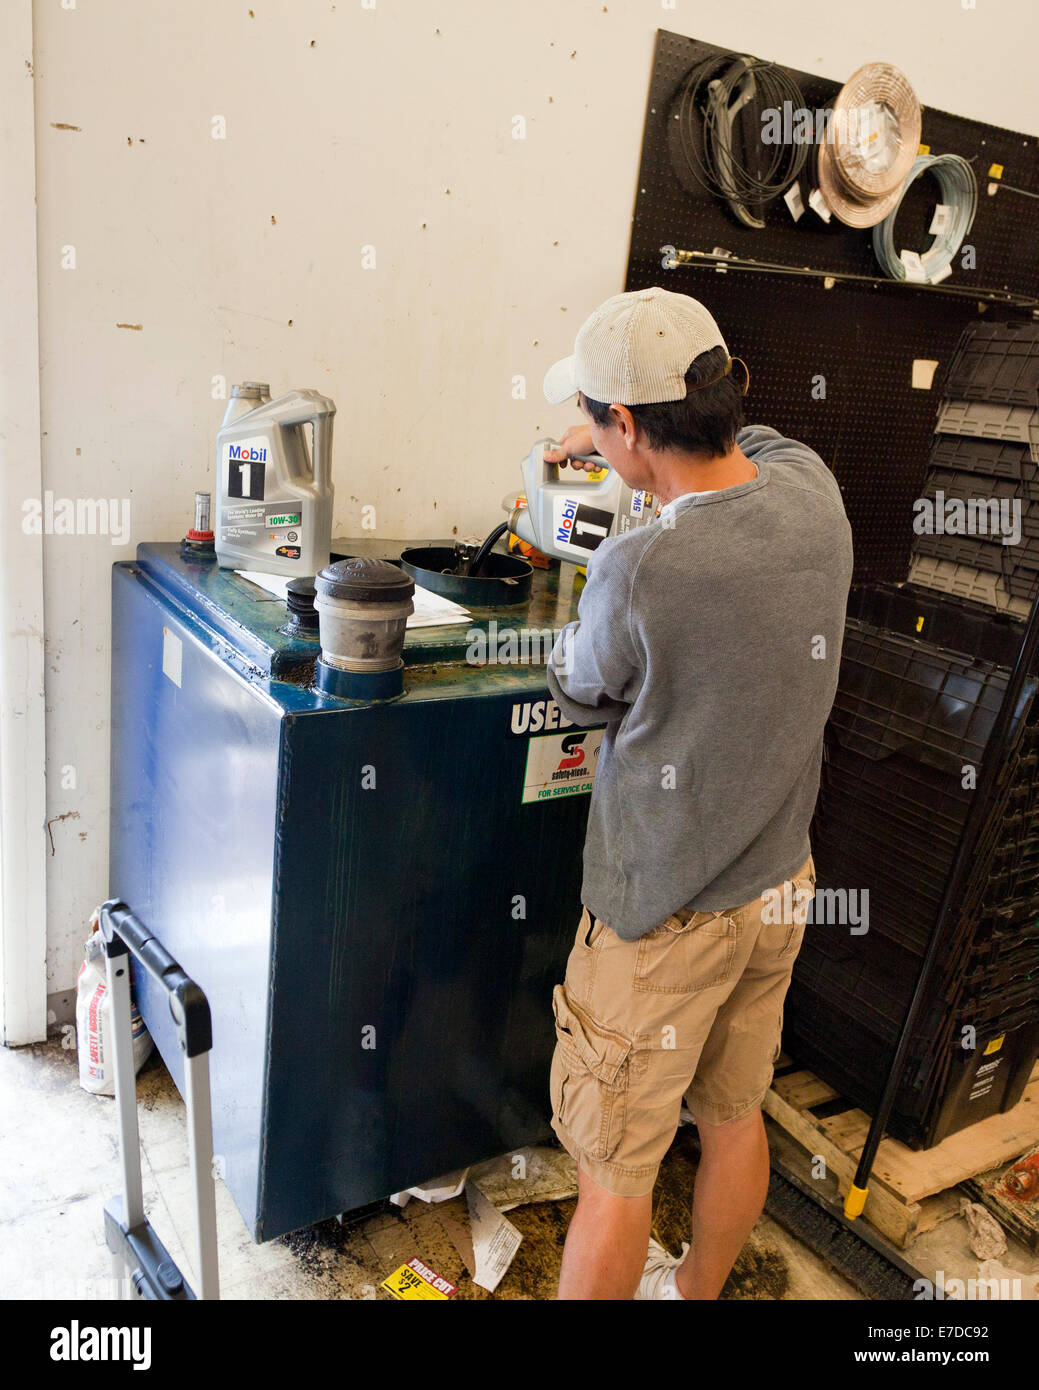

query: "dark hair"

left=581, top=345, right=744, bottom=459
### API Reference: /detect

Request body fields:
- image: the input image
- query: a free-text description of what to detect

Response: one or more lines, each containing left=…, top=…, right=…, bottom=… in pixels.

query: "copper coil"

left=817, top=135, right=905, bottom=228
left=826, top=63, right=922, bottom=199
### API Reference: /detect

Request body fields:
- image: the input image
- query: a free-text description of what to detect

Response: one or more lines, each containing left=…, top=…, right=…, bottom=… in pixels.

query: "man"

left=541, top=287, right=853, bottom=1300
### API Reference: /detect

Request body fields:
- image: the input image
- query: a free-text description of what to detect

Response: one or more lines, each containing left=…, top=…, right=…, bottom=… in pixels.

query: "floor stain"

left=4, top=1038, right=853, bottom=1301
left=274, top=1125, right=791, bottom=1301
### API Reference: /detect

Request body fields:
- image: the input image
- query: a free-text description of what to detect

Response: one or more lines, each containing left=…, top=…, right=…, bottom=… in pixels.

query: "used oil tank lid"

left=315, top=557, right=416, bottom=603
left=231, top=381, right=270, bottom=399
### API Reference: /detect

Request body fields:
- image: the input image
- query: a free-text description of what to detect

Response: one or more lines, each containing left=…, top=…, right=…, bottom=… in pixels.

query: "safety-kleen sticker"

left=381, top=1258, right=457, bottom=1300
left=522, top=729, right=603, bottom=803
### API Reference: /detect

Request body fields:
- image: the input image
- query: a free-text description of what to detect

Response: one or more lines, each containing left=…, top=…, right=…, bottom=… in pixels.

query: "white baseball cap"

left=543, top=287, right=729, bottom=406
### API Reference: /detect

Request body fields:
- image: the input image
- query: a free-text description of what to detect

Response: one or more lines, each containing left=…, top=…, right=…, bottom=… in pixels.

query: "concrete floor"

left=4, top=1037, right=1026, bottom=1302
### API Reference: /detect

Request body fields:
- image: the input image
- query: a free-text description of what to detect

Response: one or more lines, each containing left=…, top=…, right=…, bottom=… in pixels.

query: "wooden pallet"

left=763, top=1058, right=1039, bottom=1248
left=963, top=1145, right=1039, bottom=1254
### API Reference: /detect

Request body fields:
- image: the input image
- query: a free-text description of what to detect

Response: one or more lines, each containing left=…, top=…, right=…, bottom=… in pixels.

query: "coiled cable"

left=872, top=154, right=978, bottom=284
left=669, top=53, right=809, bottom=215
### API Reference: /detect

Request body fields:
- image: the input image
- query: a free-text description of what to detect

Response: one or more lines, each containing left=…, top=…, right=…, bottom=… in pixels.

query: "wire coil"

left=815, top=63, right=922, bottom=227
left=872, top=154, right=978, bottom=284
left=668, top=53, right=809, bottom=217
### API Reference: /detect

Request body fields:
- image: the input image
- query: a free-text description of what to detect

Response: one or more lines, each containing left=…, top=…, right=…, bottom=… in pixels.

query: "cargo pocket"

left=550, top=985, right=632, bottom=1162
left=633, top=910, right=738, bottom=994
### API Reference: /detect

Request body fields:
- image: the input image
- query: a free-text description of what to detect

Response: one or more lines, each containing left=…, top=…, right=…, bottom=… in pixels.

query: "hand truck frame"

left=98, top=899, right=219, bottom=1300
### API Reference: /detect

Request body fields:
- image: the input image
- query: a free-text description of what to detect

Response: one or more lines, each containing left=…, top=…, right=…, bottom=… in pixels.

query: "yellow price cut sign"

left=381, top=1257, right=457, bottom=1300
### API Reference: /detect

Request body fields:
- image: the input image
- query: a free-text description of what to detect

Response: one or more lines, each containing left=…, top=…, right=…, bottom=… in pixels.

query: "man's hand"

left=544, top=425, right=602, bottom=471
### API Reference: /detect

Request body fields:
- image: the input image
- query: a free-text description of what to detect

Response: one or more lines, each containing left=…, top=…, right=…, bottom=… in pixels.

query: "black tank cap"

left=315, top=557, right=416, bottom=603
left=286, top=577, right=316, bottom=607
left=285, top=577, right=319, bottom=628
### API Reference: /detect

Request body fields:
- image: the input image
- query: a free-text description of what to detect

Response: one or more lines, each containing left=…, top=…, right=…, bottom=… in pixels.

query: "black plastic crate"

left=923, top=469, right=1039, bottom=541
left=780, top=1010, right=936, bottom=1146
left=938, top=907, right=1039, bottom=978
left=847, top=582, right=1028, bottom=666
left=820, top=742, right=969, bottom=851
left=971, top=915, right=1039, bottom=963
left=793, top=933, right=915, bottom=1042
left=992, top=829, right=1039, bottom=875
left=981, top=885, right=1039, bottom=921
left=811, top=821, right=952, bottom=937
left=832, top=622, right=1024, bottom=772
left=813, top=806, right=958, bottom=896
left=913, top=530, right=1039, bottom=600
left=963, top=983, right=1039, bottom=1027
left=960, top=935, right=1039, bottom=982
left=785, top=997, right=1039, bottom=1149
left=1003, top=774, right=1039, bottom=825
left=961, top=946, right=1039, bottom=995
left=925, top=1019, right=1039, bottom=1146
left=930, top=434, right=1037, bottom=484
left=1006, top=565, right=1039, bottom=603
left=941, top=321, right=1039, bottom=408
left=812, top=622, right=1036, bottom=957
left=977, top=901, right=1039, bottom=939
left=788, top=590, right=1039, bottom=1145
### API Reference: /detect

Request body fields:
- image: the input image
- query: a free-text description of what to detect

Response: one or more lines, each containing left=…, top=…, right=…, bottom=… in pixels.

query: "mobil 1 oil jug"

left=214, top=383, right=336, bottom=577
left=505, top=438, right=659, bottom=566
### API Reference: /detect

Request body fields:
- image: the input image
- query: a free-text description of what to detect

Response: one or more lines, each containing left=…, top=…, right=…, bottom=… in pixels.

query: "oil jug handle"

left=536, top=437, right=606, bottom=483
left=310, top=411, right=334, bottom=490
left=256, top=390, right=336, bottom=486
left=258, top=390, right=336, bottom=430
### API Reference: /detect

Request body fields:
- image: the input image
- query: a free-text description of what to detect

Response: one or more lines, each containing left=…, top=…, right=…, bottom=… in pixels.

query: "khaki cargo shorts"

left=549, top=856, right=816, bottom=1196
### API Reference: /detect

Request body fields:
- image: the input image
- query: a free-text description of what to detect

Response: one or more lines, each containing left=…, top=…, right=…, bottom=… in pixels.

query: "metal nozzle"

left=194, top=491, right=211, bottom=533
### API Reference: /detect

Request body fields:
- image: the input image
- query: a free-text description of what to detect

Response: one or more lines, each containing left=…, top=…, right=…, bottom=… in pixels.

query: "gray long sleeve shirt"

left=545, top=423, right=854, bottom=941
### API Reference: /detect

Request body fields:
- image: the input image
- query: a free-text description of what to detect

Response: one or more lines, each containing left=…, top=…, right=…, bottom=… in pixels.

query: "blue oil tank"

left=109, top=540, right=600, bottom=1241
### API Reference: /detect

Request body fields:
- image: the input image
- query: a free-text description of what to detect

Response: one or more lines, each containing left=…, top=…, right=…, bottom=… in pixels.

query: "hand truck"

left=98, top=899, right=220, bottom=1299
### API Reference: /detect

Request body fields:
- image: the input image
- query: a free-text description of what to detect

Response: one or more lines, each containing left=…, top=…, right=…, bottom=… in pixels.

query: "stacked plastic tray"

left=910, top=321, right=1039, bottom=610
left=784, top=322, right=1039, bottom=1149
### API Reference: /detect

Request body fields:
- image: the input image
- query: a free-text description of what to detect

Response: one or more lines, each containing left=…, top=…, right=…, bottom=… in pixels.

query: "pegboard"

left=626, top=30, right=1039, bottom=584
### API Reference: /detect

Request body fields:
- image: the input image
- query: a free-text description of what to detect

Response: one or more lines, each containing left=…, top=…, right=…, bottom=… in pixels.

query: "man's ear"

left=609, top=403, right=639, bottom=450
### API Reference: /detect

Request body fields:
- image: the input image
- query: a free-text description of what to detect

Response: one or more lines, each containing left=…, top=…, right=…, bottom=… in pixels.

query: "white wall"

left=0, top=0, right=47, bottom=1044
left=26, top=0, right=1039, bottom=1003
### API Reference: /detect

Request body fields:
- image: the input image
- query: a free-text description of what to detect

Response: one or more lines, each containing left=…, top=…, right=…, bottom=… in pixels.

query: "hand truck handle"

left=98, top=899, right=219, bottom=1300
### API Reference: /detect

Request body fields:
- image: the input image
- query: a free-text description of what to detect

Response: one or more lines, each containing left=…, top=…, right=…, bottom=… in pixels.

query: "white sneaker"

left=634, top=1239, right=690, bottom=1300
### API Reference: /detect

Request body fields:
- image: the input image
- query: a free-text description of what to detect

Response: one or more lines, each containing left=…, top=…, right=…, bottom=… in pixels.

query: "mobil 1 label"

left=224, top=435, right=269, bottom=500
